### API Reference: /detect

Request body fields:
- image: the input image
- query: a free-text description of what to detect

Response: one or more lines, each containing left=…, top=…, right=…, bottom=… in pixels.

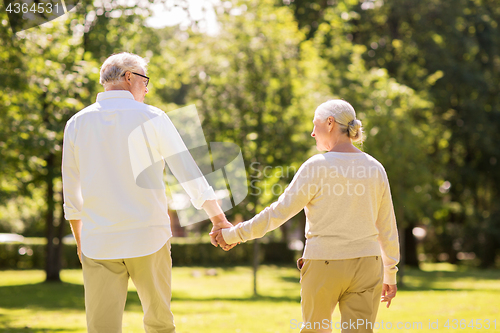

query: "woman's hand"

left=381, top=284, right=397, bottom=308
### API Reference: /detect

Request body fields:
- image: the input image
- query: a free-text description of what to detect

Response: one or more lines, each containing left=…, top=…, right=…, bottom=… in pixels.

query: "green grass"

left=0, top=264, right=499, bottom=332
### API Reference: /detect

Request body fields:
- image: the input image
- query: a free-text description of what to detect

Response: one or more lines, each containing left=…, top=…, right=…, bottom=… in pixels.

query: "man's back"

left=63, top=90, right=172, bottom=259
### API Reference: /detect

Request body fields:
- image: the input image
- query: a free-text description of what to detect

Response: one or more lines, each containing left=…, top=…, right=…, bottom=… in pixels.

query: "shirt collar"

left=96, top=90, right=135, bottom=102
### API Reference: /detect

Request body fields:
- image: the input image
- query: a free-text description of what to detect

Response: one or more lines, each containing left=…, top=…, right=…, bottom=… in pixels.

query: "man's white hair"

left=99, top=52, right=148, bottom=86
left=314, top=99, right=364, bottom=142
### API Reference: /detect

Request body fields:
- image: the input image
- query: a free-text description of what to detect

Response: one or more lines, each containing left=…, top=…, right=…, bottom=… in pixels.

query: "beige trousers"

left=299, top=256, right=383, bottom=333
left=82, top=241, right=175, bottom=333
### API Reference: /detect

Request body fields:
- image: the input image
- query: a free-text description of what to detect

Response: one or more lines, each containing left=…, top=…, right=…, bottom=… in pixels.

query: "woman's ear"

left=327, top=116, right=335, bottom=131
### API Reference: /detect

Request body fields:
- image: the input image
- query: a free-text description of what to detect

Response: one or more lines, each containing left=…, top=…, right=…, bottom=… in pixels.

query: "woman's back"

left=301, top=152, right=397, bottom=266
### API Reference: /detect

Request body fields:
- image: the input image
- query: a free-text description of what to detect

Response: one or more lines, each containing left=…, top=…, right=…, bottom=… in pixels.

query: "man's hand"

left=381, top=284, right=397, bottom=308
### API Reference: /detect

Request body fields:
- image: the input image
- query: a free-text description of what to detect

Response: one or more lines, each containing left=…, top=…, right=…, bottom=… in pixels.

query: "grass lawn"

left=0, top=263, right=499, bottom=332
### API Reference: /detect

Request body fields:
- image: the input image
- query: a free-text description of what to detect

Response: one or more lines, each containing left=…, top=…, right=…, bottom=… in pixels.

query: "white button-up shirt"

left=62, top=90, right=216, bottom=259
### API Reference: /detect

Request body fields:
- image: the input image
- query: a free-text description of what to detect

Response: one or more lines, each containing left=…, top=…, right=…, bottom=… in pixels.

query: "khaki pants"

left=82, top=241, right=175, bottom=333
left=298, top=256, right=383, bottom=333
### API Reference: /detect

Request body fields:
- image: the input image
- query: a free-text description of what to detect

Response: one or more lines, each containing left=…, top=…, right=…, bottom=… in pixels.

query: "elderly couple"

left=62, top=52, right=399, bottom=333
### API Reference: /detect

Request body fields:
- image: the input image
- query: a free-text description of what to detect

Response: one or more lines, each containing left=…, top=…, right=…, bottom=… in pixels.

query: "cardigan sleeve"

left=222, top=160, right=319, bottom=244
left=375, top=170, right=400, bottom=284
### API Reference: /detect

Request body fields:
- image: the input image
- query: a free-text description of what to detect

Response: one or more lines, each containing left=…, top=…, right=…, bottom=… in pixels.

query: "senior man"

left=62, top=52, right=232, bottom=333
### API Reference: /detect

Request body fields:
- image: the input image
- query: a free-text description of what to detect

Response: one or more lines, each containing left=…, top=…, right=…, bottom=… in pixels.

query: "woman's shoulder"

left=301, top=154, right=330, bottom=168
left=305, top=152, right=388, bottom=174
left=302, top=152, right=388, bottom=168
left=359, top=152, right=385, bottom=168
left=292, top=155, right=328, bottom=177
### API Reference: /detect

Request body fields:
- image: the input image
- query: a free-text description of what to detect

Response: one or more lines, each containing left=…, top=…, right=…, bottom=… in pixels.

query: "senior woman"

left=212, top=100, right=400, bottom=333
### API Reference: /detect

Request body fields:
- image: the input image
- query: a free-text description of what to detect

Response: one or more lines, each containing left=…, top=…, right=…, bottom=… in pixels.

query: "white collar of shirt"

left=96, top=90, right=135, bottom=102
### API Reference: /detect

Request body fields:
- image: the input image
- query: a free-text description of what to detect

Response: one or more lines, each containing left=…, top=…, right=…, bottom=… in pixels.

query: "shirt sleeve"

left=222, top=160, right=319, bottom=244
left=62, top=120, right=84, bottom=220
left=375, top=170, right=400, bottom=285
left=155, top=113, right=216, bottom=209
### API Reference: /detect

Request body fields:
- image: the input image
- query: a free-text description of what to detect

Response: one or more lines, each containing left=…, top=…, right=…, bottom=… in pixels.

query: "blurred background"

left=0, top=0, right=499, bottom=286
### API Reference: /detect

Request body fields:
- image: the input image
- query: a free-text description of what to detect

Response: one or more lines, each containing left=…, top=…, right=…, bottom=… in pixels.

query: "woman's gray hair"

left=99, top=52, right=149, bottom=86
left=314, top=100, right=364, bottom=142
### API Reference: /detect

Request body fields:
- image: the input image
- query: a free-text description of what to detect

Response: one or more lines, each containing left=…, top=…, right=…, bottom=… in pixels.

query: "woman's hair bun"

left=347, top=119, right=363, bottom=141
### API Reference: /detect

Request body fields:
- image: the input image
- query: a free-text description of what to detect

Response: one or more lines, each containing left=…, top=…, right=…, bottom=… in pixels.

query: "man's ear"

left=124, top=72, right=132, bottom=86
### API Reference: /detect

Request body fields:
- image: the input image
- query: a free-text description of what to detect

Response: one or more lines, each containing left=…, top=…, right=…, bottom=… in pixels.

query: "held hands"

left=381, top=284, right=397, bottom=308
left=203, top=201, right=239, bottom=251
left=209, top=221, right=238, bottom=251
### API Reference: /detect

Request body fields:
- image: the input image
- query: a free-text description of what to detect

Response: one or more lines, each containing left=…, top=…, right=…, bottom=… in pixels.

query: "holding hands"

left=209, top=222, right=238, bottom=251
left=202, top=200, right=239, bottom=251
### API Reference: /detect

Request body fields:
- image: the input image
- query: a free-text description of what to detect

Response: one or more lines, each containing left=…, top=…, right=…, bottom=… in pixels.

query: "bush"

left=0, top=238, right=297, bottom=269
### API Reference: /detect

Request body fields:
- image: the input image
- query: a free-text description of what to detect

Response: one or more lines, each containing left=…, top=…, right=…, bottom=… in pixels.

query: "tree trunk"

left=55, top=194, right=66, bottom=273
left=397, top=207, right=405, bottom=288
left=45, top=153, right=61, bottom=282
left=404, top=225, right=420, bottom=268
left=479, top=232, right=497, bottom=268
left=398, top=227, right=405, bottom=288
left=280, top=223, right=289, bottom=242
left=252, top=239, right=260, bottom=296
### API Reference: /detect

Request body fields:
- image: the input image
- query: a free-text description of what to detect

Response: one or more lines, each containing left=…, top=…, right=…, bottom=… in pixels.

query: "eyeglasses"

left=122, top=71, right=150, bottom=87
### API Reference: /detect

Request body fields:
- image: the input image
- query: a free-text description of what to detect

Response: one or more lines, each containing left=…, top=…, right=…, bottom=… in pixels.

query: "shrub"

left=0, top=238, right=297, bottom=269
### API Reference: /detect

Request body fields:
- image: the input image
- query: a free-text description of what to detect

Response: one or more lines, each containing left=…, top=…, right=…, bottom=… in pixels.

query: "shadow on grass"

left=0, top=282, right=143, bottom=311
left=171, top=293, right=301, bottom=303
left=279, top=275, right=300, bottom=284
left=0, top=325, right=77, bottom=332
left=396, top=266, right=500, bottom=292
left=0, top=280, right=300, bottom=312
left=0, top=328, right=76, bottom=332
left=0, top=282, right=84, bottom=310
left=0, top=312, right=80, bottom=332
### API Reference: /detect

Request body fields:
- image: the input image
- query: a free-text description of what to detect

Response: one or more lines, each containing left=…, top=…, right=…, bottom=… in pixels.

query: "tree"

left=1, top=9, right=102, bottom=280
left=351, top=0, right=500, bottom=266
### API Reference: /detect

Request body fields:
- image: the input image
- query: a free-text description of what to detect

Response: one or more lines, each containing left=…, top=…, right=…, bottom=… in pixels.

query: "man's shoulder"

left=67, top=101, right=166, bottom=125
left=142, top=103, right=167, bottom=117
left=66, top=103, right=100, bottom=125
